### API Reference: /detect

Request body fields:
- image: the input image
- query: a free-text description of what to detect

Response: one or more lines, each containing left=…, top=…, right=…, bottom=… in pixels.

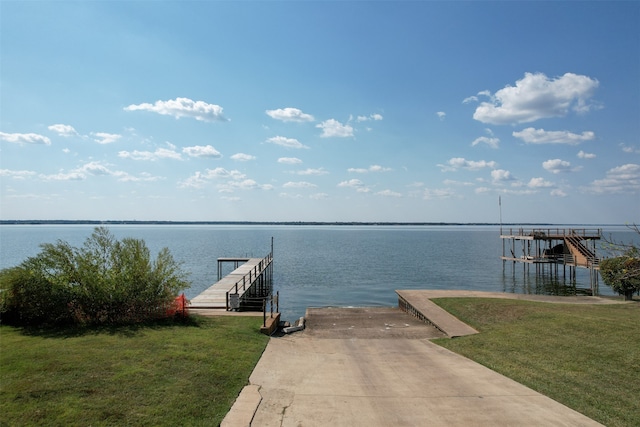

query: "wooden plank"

left=190, top=256, right=272, bottom=309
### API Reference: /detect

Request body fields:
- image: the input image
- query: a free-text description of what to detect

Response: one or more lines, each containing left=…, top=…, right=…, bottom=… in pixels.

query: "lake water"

left=0, top=224, right=636, bottom=322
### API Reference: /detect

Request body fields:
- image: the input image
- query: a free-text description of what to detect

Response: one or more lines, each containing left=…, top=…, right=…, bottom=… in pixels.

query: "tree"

left=599, top=224, right=640, bottom=301
left=0, top=227, right=190, bottom=326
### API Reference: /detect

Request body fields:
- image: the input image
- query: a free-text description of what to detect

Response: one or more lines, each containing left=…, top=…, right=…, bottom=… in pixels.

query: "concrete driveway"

left=223, top=306, right=601, bottom=426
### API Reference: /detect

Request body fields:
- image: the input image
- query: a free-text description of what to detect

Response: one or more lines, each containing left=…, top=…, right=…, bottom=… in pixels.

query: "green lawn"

left=432, top=298, right=640, bottom=427
left=0, top=316, right=269, bottom=426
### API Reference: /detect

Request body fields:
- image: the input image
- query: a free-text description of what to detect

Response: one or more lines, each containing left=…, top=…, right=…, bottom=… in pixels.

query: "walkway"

left=222, top=291, right=613, bottom=426
left=190, top=254, right=272, bottom=310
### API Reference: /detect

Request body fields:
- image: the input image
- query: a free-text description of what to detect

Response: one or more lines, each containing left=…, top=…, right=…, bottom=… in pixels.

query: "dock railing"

left=263, top=291, right=279, bottom=328
left=501, top=228, right=602, bottom=239
left=225, top=252, right=273, bottom=310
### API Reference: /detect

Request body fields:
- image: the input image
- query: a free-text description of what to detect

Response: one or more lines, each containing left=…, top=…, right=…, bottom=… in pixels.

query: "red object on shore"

left=167, top=293, right=189, bottom=318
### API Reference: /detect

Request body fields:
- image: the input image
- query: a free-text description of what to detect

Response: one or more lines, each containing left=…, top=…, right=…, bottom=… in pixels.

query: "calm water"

left=0, top=225, right=636, bottom=321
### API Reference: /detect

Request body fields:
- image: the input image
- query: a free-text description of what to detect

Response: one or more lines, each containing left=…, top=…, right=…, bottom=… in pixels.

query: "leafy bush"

left=0, top=227, right=190, bottom=326
left=600, top=253, right=640, bottom=301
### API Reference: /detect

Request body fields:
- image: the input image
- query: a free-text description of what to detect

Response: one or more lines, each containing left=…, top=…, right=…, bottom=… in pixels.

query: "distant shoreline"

left=0, top=220, right=620, bottom=227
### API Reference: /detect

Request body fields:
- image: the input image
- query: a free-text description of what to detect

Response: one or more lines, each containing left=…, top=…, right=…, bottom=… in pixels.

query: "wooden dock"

left=190, top=252, right=273, bottom=311
left=500, top=227, right=602, bottom=291
left=500, top=228, right=601, bottom=268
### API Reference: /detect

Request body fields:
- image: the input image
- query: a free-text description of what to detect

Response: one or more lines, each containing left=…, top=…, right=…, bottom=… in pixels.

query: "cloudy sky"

left=1, top=1, right=638, bottom=223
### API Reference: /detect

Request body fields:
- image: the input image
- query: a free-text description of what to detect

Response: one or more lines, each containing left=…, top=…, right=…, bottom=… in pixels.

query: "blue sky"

left=1, top=1, right=638, bottom=223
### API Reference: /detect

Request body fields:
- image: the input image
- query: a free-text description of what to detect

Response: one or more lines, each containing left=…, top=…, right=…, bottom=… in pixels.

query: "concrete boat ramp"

left=221, top=290, right=610, bottom=427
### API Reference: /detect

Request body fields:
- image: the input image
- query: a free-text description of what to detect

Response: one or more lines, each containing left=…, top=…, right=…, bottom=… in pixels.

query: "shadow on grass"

left=10, top=315, right=204, bottom=339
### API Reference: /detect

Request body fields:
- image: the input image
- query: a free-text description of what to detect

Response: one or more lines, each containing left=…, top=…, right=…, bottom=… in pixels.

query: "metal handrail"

left=503, top=228, right=602, bottom=238
left=226, top=252, right=273, bottom=310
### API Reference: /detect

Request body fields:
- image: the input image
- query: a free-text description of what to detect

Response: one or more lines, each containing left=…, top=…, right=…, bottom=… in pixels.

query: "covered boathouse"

left=500, top=228, right=602, bottom=293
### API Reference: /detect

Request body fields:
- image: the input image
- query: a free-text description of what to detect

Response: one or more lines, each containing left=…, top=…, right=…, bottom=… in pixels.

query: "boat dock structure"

left=500, top=227, right=602, bottom=291
left=190, top=251, right=274, bottom=311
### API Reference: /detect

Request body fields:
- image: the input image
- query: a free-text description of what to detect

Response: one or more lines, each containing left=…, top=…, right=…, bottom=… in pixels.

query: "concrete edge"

left=396, top=289, right=629, bottom=338
left=220, top=384, right=262, bottom=427
left=396, top=290, right=479, bottom=338
left=189, top=309, right=264, bottom=317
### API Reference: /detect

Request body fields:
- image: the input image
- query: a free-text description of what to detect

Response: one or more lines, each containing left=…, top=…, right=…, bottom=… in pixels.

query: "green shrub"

left=600, top=253, right=640, bottom=301
left=0, top=227, right=190, bottom=326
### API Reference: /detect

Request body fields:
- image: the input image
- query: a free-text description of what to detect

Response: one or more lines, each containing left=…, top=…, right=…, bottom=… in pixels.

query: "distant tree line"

left=0, top=220, right=556, bottom=226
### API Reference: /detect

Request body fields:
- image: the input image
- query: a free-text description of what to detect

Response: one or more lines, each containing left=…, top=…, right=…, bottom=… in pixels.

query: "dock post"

left=262, top=299, right=267, bottom=327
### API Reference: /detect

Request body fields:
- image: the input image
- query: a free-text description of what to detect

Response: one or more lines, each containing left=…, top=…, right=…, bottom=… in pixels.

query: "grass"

left=431, top=298, right=640, bottom=427
left=0, top=315, right=269, bottom=426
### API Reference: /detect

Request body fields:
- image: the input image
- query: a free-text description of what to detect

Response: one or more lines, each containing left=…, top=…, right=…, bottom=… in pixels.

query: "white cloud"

left=283, top=181, right=317, bottom=188
left=178, top=171, right=208, bottom=189
left=528, top=177, right=554, bottom=188
left=221, top=180, right=254, bottom=191
left=266, top=136, right=309, bottom=149
left=439, top=157, right=497, bottom=171
left=472, top=72, right=600, bottom=125
left=180, top=167, right=247, bottom=188
left=78, top=161, right=113, bottom=176
left=348, top=167, right=369, bottom=174
left=471, top=136, right=500, bottom=149
left=512, top=128, right=595, bottom=145
left=585, top=164, right=640, bottom=194
left=92, top=132, right=121, bottom=145
left=443, top=179, right=474, bottom=187
left=40, top=171, right=85, bottom=181
left=121, top=172, right=162, bottom=183
left=183, top=145, right=222, bottom=158
left=620, top=144, right=640, bottom=154
left=265, top=107, right=314, bottom=122
left=310, top=193, right=329, bottom=200
left=279, top=193, right=304, bottom=199
left=48, top=124, right=79, bottom=137
left=376, top=189, right=402, bottom=197
left=231, top=153, right=256, bottom=161
left=0, top=169, right=37, bottom=180
left=278, top=157, right=302, bottom=165
left=338, top=178, right=370, bottom=192
left=542, top=159, right=573, bottom=174
left=0, top=132, right=51, bottom=145
left=348, top=165, right=392, bottom=173
left=37, top=161, right=159, bottom=183
left=220, top=179, right=274, bottom=192
left=316, top=119, right=354, bottom=138
left=295, top=168, right=328, bottom=176
left=124, top=97, right=227, bottom=122
left=491, top=169, right=515, bottom=183
left=577, top=150, right=596, bottom=159
left=551, top=189, right=567, bottom=197
left=119, top=147, right=182, bottom=161
left=356, top=113, right=384, bottom=122
left=436, top=112, right=446, bottom=121
left=203, top=167, right=246, bottom=180
left=463, top=90, right=492, bottom=104
left=422, top=188, right=454, bottom=199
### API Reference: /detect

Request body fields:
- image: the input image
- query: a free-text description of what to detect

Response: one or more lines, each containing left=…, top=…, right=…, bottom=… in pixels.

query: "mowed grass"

left=0, top=315, right=269, bottom=426
left=431, top=298, right=640, bottom=427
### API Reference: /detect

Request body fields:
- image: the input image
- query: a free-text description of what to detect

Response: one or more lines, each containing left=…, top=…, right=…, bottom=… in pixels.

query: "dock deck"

left=190, top=253, right=273, bottom=310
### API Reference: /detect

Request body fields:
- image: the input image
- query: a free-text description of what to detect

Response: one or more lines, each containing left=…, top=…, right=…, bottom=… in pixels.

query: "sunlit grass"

left=432, top=298, right=640, bottom=427
left=0, top=316, right=269, bottom=426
